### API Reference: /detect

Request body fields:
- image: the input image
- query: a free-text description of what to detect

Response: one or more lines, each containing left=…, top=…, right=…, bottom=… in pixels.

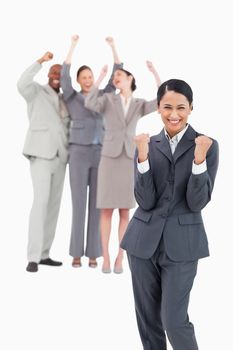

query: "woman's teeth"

left=169, top=119, right=180, bottom=125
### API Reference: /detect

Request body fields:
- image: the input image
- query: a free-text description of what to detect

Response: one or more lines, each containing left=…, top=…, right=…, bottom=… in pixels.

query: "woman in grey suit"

left=121, top=79, right=219, bottom=349
left=85, top=62, right=161, bottom=273
left=61, top=35, right=123, bottom=269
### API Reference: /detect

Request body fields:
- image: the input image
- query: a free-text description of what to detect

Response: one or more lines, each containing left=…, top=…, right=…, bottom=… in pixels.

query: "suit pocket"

left=177, top=212, right=208, bottom=259
left=71, top=120, right=84, bottom=129
left=30, top=124, right=49, bottom=131
left=133, top=207, right=153, bottom=223
left=178, top=213, right=203, bottom=225
left=104, top=134, right=113, bottom=141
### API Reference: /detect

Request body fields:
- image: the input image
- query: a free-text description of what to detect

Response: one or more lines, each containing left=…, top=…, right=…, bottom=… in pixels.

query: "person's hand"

left=99, top=64, right=108, bottom=78
left=146, top=60, right=159, bottom=77
left=134, top=133, right=150, bottom=163
left=95, top=64, right=108, bottom=87
left=65, top=35, right=79, bottom=64
left=106, top=36, right=121, bottom=64
left=105, top=37, right=114, bottom=47
left=71, top=34, right=79, bottom=45
left=37, top=52, right=53, bottom=64
left=146, top=60, right=156, bottom=74
left=194, top=135, right=213, bottom=164
left=146, top=60, right=161, bottom=87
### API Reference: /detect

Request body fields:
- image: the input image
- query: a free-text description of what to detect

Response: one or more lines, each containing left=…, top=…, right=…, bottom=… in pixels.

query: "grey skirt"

left=97, top=149, right=136, bottom=209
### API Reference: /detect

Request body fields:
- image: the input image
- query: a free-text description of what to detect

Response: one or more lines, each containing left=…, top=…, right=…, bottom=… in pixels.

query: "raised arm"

left=139, top=61, right=161, bottom=116
left=146, top=60, right=161, bottom=88
left=61, top=35, right=80, bottom=101
left=65, top=35, right=79, bottom=64
left=100, top=37, right=123, bottom=94
left=105, top=37, right=121, bottom=64
left=85, top=65, right=109, bottom=113
left=37, top=51, right=53, bottom=65
left=95, top=65, right=108, bottom=88
left=17, top=52, right=53, bottom=101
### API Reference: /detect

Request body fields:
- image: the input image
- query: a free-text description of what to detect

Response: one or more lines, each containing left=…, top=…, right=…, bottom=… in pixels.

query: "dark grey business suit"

left=121, top=125, right=219, bottom=349
left=61, top=63, right=122, bottom=258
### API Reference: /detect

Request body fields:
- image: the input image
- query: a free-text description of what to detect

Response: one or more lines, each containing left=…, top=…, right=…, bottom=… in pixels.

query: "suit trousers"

left=69, top=144, right=102, bottom=258
left=28, top=156, right=66, bottom=262
left=127, top=237, right=198, bottom=350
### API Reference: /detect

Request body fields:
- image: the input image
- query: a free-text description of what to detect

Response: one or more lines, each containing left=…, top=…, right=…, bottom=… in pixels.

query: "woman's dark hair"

left=157, top=79, right=193, bottom=108
left=76, top=65, right=93, bottom=79
left=118, top=68, right=137, bottom=91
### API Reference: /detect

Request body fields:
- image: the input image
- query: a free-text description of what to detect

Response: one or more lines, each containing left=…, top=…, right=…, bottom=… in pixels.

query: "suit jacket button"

left=161, top=213, right=167, bottom=218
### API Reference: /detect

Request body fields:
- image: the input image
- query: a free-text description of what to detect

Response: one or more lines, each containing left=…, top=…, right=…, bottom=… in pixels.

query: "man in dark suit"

left=121, top=79, right=219, bottom=349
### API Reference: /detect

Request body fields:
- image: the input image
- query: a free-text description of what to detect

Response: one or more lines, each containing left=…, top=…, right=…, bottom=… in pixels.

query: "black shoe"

left=39, top=258, right=62, bottom=266
left=26, top=262, right=38, bottom=272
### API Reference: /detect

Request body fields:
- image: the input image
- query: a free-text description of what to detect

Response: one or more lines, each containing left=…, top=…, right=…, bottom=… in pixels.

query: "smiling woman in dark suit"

left=85, top=62, right=161, bottom=274
left=121, top=79, right=219, bottom=350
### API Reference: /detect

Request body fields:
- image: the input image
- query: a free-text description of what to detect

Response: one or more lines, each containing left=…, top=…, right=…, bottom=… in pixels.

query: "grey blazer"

left=121, top=125, right=219, bottom=261
left=17, top=62, right=70, bottom=162
left=61, top=63, right=123, bottom=145
left=85, top=88, right=157, bottom=158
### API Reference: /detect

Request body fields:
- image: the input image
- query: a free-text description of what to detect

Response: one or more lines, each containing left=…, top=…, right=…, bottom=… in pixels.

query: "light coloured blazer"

left=85, top=87, right=157, bottom=159
left=17, top=62, right=70, bottom=162
left=121, top=126, right=219, bottom=261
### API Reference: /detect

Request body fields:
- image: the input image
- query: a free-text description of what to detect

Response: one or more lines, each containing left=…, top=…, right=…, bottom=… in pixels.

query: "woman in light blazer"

left=85, top=62, right=161, bottom=273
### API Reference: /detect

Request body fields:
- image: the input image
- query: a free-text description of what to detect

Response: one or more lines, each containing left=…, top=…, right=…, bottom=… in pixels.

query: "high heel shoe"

left=101, top=261, right=111, bottom=273
left=89, top=259, right=97, bottom=268
left=102, top=266, right=111, bottom=273
left=113, top=265, right=123, bottom=274
left=72, top=258, right=82, bottom=268
left=114, top=258, right=123, bottom=274
left=102, top=257, right=111, bottom=273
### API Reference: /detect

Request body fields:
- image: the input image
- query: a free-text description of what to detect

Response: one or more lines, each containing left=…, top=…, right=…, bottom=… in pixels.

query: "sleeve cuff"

left=62, top=62, right=71, bottom=71
left=137, top=159, right=150, bottom=174
left=192, top=160, right=207, bottom=175
left=113, top=62, right=123, bottom=71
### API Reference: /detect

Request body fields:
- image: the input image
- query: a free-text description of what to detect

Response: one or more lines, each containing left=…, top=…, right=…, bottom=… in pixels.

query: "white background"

left=1, top=0, right=232, bottom=349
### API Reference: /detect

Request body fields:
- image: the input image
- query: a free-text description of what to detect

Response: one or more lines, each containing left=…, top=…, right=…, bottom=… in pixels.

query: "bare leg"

left=100, top=208, right=114, bottom=272
left=114, top=209, right=129, bottom=272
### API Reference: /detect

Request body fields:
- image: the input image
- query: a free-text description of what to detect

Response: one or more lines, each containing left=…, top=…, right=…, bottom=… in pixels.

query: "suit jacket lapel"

left=173, top=125, right=196, bottom=163
left=44, top=85, right=60, bottom=114
left=152, top=130, right=173, bottom=163
left=125, top=98, right=138, bottom=124
left=113, top=95, right=126, bottom=126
